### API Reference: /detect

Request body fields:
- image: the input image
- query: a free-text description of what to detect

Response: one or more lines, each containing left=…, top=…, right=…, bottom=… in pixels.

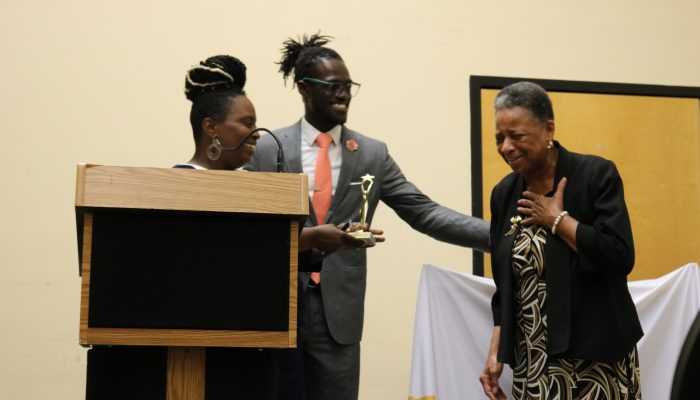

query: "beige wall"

left=1, top=0, right=699, bottom=398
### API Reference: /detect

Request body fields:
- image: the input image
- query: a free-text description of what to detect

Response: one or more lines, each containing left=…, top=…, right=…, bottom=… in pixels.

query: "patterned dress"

left=511, top=225, right=641, bottom=400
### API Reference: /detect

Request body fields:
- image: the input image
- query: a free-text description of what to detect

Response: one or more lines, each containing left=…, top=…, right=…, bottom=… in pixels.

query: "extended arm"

left=379, top=149, right=490, bottom=252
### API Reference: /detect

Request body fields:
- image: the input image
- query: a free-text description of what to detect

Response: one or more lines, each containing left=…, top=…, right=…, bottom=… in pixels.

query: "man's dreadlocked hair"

left=184, top=55, right=247, bottom=141
left=277, top=33, right=343, bottom=84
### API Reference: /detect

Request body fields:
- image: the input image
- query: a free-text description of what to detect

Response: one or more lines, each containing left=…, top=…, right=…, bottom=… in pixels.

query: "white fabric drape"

left=408, top=263, right=700, bottom=400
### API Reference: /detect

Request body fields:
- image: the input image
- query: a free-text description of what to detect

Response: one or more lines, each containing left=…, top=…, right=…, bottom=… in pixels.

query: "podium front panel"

left=76, top=165, right=304, bottom=348
left=88, top=208, right=289, bottom=331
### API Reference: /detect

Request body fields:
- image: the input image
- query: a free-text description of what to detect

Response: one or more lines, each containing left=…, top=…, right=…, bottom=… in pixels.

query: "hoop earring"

left=207, top=137, right=223, bottom=160
left=547, top=140, right=553, bottom=150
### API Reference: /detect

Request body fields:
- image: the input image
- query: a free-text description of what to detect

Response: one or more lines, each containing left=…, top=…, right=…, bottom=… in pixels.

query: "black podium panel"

left=206, top=347, right=278, bottom=399
left=88, top=209, right=290, bottom=331
left=86, top=346, right=167, bottom=400
left=86, top=346, right=280, bottom=400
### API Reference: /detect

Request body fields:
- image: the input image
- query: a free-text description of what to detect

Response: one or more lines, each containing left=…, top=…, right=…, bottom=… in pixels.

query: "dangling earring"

left=207, top=137, right=223, bottom=160
left=547, top=140, right=553, bottom=150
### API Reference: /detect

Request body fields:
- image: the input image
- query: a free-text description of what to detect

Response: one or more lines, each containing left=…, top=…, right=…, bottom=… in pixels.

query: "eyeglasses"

left=299, top=77, right=361, bottom=97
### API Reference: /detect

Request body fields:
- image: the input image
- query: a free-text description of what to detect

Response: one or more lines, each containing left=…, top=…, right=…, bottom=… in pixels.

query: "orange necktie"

left=311, top=133, right=333, bottom=284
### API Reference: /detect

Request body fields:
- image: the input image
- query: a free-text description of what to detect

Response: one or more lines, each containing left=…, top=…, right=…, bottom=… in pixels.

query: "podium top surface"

left=75, top=164, right=309, bottom=216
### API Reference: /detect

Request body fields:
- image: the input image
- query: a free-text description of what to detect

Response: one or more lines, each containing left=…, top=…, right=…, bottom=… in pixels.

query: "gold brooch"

left=505, top=215, right=522, bottom=236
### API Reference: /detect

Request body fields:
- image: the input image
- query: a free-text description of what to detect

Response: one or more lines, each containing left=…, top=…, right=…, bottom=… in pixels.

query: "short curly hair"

left=494, top=81, right=554, bottom=122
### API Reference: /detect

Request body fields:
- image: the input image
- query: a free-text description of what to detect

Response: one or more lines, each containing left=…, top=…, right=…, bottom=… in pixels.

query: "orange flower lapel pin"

left=345, top=139, right=359, bottom=152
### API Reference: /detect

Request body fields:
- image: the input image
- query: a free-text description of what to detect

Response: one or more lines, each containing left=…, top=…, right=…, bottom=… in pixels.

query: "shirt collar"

left=301, top=118, right=342, bottom=147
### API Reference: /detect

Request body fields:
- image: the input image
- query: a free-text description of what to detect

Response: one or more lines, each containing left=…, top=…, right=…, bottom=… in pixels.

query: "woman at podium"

left=178, top=54, right=375, bottom=263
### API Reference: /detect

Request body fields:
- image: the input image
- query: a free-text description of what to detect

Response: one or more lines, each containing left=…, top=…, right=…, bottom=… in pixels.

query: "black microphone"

left=216, top=127, right=285, bottom=172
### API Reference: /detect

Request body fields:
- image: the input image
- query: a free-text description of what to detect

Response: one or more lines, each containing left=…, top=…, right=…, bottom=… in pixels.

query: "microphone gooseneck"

left=216, top=127, right=285, bottom=173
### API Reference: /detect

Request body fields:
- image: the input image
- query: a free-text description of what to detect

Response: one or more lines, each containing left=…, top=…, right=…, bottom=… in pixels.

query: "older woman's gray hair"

left=494, top=81, right=554, bottom=123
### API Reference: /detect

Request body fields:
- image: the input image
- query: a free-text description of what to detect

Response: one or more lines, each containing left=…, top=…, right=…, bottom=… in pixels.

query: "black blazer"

left=490, top=142, right=643, bottom=364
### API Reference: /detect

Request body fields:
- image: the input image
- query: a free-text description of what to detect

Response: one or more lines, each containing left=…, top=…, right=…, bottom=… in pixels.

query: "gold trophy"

left=348, top=174, right=376, bottom=245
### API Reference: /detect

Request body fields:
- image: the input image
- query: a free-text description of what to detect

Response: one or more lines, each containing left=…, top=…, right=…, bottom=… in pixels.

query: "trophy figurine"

left=348, top=173, right=376, bottom=246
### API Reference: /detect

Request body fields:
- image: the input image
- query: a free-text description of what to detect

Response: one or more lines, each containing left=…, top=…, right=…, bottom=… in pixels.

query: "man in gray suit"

left=245, top=34, right=490, bottom=400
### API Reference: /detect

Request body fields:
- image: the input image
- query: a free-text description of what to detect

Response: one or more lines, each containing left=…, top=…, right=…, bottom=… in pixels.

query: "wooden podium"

left=75, top=164, right=308, bottom=399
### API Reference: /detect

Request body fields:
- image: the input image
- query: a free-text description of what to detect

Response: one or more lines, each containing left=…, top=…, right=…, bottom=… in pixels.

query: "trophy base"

left=348, top=231, right=376, bottom=246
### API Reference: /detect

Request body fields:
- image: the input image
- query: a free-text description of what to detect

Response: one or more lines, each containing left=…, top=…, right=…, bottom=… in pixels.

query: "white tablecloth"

left=408, top=263, right=700, bottom=400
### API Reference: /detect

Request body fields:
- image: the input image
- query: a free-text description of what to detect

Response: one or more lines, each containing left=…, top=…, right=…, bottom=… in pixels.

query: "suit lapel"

left=552, top=141, right=571, bottom=205
left=544, top=142, right=572, bottom=350
left=281, top=120, right=303, bottom=173
left=328, top=128, right=360, bottom=222
left=278, top=120, right=315, bottom=224
left=499, top=175, right=525, bottom=261
left=545, top=142, right=572, bottom=286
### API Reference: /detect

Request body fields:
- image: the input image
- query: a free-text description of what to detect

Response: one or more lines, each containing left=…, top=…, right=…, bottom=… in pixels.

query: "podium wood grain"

left=167, top=347, right=205, bottom=400
left=75, top=164, right=308, bottom=216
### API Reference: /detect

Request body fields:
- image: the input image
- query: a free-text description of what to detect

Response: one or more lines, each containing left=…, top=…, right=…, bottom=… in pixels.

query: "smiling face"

left=495, top=106, right=554, bottom=175
left=204, top=95, right=258, bottom=170
left=299, top=57, right=352, bottom=132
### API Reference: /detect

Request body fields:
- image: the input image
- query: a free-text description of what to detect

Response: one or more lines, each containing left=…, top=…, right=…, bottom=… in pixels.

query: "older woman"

left=479, top=82, right=642, bottom=400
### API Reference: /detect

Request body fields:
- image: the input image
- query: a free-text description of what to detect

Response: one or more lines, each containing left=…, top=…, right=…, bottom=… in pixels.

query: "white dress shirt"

left=301, top=118, right=343, bottom=200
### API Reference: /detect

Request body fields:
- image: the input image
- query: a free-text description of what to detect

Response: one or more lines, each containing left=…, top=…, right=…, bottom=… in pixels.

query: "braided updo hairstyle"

left=277, top=33, right=343, bottom=84
left=185, top=55, right=247, bottom=140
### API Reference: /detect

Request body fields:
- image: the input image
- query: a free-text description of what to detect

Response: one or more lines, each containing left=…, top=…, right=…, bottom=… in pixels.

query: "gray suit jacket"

left=245, top=120, right=489, bottom=344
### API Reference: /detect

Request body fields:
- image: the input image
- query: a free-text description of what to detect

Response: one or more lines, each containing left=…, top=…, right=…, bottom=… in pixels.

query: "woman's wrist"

left=551, top=211, right=569, bottom=235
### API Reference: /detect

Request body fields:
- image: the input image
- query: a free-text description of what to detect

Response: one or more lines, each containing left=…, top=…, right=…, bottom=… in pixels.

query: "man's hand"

left=345, top=222, right=385, bottom=246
